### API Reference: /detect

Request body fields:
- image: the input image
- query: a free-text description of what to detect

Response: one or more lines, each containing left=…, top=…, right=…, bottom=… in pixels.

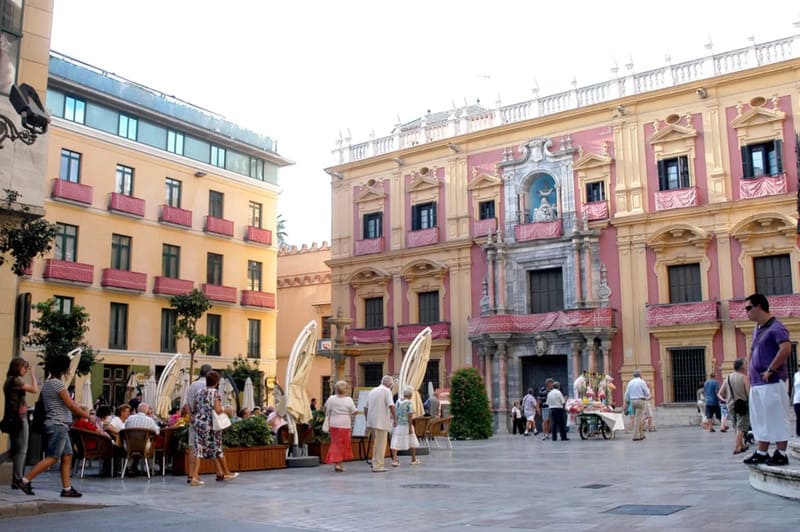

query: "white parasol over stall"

left=282, top=320, right=317, bottom=446
left=155, top=353, right=182, bottom=420
left=61, top=347, right=83, bottom=386
left=242, top=377, right=256, bottom=411
left=398, top=327, right=432, bottom=421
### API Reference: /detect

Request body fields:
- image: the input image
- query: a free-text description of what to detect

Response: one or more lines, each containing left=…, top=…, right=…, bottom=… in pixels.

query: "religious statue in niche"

left=529, top=176, right=558, bottom=223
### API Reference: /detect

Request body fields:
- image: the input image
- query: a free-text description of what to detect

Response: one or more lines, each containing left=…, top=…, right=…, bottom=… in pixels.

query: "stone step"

left=748, top=461, right=800, bottom=501
left=789, top=440, right=800, bottom=460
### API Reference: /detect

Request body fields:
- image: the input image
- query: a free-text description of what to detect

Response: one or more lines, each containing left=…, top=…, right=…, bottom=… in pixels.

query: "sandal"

left=391, top=460, right=400, bottom=467
left=334, top=465, right=344, bottom=472
left=190, top=479, right=204, bottom=486
left=410, top=459, right=422, bottom=465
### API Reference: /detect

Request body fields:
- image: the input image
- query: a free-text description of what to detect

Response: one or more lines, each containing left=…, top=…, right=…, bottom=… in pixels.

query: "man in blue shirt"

left=703, top=373, right=721, bottom=432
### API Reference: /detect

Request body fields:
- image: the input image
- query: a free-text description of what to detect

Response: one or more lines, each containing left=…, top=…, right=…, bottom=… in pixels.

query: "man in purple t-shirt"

left=742, top=293, right=792, bottom=466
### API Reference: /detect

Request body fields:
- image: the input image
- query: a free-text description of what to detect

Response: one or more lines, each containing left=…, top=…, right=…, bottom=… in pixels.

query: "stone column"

left=602, top=340, right=611, bottom=375
left=487, top=248, right=496, bottom=310
left=570, top=339, right=584, bottom=395
left=496, top=248, right=507, bottom=312
left=573, top=241, right=583, bottom=305
left=584, top=241, right=594, bottom=303
left=483, top=345, right=493, bottom=409
left=497, top=343, right=508, bottom=412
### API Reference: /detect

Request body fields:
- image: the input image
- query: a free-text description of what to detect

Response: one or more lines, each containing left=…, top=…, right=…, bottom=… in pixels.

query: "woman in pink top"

left=323, top=380, right=358, bottom=472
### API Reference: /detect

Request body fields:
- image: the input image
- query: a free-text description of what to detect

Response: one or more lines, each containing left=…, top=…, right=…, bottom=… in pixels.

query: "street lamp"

left=1, top=83, right=49, bottom=148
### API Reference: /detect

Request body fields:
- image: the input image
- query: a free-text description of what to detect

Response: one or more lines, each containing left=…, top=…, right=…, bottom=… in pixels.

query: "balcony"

left=241, top=290, right=275, bottom=308
left=43, top=259, right=93, bottom=284
left=397, top=322, right=450, bottom=343
left=108, top=192, right=145, bottom=217
left=202, top=283, right=237, bottom=304
left=654, top=187, right=697, bottom=211
left=739, top=174, right=787, bottom=199
left=51, top=179, right=92, bottom=205
left=354, top=237, right=385, bottom=256
left=159, top=205, right=192, bottom=228
left=472, top=217, right=497, bottom=238
left=514, top=219, right=562, bottom=242
left=101, top=268, right=146, bottom=292
left=152, top=276, right=193, bottom=296
left=407, top=227, right=438, bottom=248
left=469, top=308, right=615, bottom=337
left=205, top=216, right=234, bottom=237
left=245, top=225, right=272, bottom=245
left=646, top=300, right=719, bottom=327
left=345, top=327, right=393, bottom=345
left=582, top=201, right=609, bottom=221
left=729, top=294, right=800, bottom=321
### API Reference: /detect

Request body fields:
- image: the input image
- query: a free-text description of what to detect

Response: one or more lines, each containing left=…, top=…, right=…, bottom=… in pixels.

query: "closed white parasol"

left=61, top=347, right=83, bottom=386
left=398, top=327, right=432, bottom=420
left=155, top=353, right=182, bottom=420
left=283, top=320, right=318, bottom=446
left=80, top=372, right=93, bottom=409
left=242, top=377, right=256, bottom=411
left=142, top=374, right=157, bottom=410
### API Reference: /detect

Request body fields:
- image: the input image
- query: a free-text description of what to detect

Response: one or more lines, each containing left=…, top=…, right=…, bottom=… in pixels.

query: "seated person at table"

left=124, top=403, right=160, bottom=434
left=239, top=407, right=252, bottom=419
left=168, top=405, right=190, bottom=427
left=265, top=406, right=286, bottom=433
left=252, top=406, right=263, bottom=417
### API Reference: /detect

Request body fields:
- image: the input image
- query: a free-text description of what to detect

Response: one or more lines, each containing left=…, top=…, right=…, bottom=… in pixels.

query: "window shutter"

left=741, top=145, right=753, bottom=178
left=432, top=203, right=437, bottom=227
left=773, top=139, right=783, bottom=174
left=657, top=160, right=667, bottom=190
left=678, top=156, right=690, bottom=188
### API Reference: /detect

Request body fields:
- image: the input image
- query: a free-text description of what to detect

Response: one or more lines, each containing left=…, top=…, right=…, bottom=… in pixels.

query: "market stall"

left=566, top=372, right=625, bottom=439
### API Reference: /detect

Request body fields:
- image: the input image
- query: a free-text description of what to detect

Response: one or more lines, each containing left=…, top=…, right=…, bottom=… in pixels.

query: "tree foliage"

left=28, top=298, right=99, bottom=376
left=169, top=289, right=215, bottom=377
left=449, top=367, right=493, bottom=440
left=226, top=356, right=264, bottom=408
left=277, top=213, right=288, bottom=248
left=0, top=189, right=56, bottom=275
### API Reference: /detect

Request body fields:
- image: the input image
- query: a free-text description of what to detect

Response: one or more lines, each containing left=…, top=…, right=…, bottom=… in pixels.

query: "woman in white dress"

left=390, top=386, right=421, bottom=467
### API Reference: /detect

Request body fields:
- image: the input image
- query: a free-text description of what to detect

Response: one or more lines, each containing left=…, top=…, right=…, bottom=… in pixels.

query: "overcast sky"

left=49, top=1, right=800, bottom=246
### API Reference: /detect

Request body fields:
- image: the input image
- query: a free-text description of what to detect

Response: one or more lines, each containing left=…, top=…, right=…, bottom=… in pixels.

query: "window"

left=210, top=145, right=226, bottom=168
left=54, top=223, right=78, bottom=262
left=206, top=314, right=221, bottom=356
left=742, top=140, right=783, bottom=178
left=162, top=244, right=180, bottom=278
left=363, top=212, right=382, bottom=239
left=118, top=113, right=138, bottom=140
left=670, top=347, right=705, bottom=403
left=207, top=253, right=223, bottom=285
left=754, top=254, right=792, bottom=296
left=247, top=319, right=261, bottom=358
left=111, top=234, right=131, bottom=270
left=667, top=263, right=702, bottom=303
left=247, top=260, right=262, bottom=291
left=0, top=0, right=22, bottom=94
left=411, top=202, right=437, bottom=230
left=209, top=190, right=224, bottom=218
left=115, top=165, right=134, bottom=196
left=478, top=200, right=495, bottom=220
left=423, top=359, right=440, bottom=393
left=529, top=268, right=563, bottom=313
left=59, top=149, right=82, bottom=183
left=362, top=363, right=383, bottom=387
left=657, top=156, right=690, bottom=191
left=586, top=182, right=606, bottom=202
left=54, top=296, right=73, bottom=314
left=249, top=201, right=262, bottom=228
left=249, top=157, right=264, bottom=180
left=109, top=303, right=128, bottom=349
left=418, top=291, right=439, bottom=324
left=64, top=96, right=86, bottom=124
left=160, top=309, right=177, bottom=353
left=321, top=316, right=331, bottom=339
left=167, top=130, right=184, bottom=155
left=321, top=376, right=332, bottom=405
left=364, top=297, right=383, bottom=329
left=165, top=178, right=182, bottom=208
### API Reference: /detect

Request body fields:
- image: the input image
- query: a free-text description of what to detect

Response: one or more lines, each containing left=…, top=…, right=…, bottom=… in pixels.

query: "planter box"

left=308, top=438, right=389, bottom=462
left=172, top=445, right=287, bottom=475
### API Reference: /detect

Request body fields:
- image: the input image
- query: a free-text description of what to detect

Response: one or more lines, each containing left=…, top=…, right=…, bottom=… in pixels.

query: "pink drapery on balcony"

left=245, top=226, right=272, bottom=245
left=655, top=187, right=697, bottom=211
left=468, top=308, right=614, bottom=336
left=646, top=300, right=719, bottom=327
left=729, top=294, right=800, bottom=321
left=109, top=192, right=145, bottom=217
left=396, top=322, right=450, bottom=342
left=44, top=259, right=93, bottom=283
left=514, top=220, right=562, bottom=242
left=345, top=327, right=393, bottom=344
left=152, top=276, right=193, bottom=295
left=472, top=217, right=497, bottom=237
left=205, top=216, right=234, bottom=237
left=159, top=205, right=192, bottom=227
left=52, top=179, right=92, bottom=205
left=354, top=237, right=385, bottom=255
left=241, top=290, right=275, bottom=308
left=201, top=283, right=237, bottom=303
left=101, top=268, right=146, bottom=291
left=582, top=201, right=608, bottom=221
left=739, top=174, right=786, bottom=199
left=407, top=227, right=439, bottom=248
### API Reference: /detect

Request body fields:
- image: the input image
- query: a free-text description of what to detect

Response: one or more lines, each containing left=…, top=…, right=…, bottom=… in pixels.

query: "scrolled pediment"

left=468, top=166, right=503, bottom=191
left=730, top=213, right=797, bottom=243
left=647, top=223, right=711, bottom=252
left=348, top=267, right=392, bottom=287
left=731, top=99, right=785, bottom=130
left=400, top=259, right=448, bottom=282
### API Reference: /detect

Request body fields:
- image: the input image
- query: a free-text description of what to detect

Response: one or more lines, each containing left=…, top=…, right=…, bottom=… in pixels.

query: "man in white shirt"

left=546, top=381, right=568, bottom=441
left=624, top=370, right=651, bottom=441
left=364, top=375, right=396, bottom=472
left=124, top=403, right=160, bottom=434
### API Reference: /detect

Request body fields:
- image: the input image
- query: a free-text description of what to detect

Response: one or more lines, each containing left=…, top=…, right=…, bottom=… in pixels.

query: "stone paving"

left=1, top=426, right=797, bottom=531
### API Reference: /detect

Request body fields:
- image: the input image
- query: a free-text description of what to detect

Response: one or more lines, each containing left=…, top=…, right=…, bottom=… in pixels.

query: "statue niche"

left=529, top=175, right=558, bottom=223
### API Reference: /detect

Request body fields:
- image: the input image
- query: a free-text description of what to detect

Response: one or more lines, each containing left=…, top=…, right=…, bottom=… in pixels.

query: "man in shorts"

left=538, top=379, right=554, bottom=440
left=521, top=388, right=537, bottom=436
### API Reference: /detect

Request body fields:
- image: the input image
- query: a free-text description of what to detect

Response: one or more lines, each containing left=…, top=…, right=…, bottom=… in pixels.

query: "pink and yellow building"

left=326, top=32, right=799, bottom=424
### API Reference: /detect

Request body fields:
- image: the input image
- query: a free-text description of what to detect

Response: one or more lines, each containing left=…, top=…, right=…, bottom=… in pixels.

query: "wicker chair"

left=69, top=427, right=115, bottom=478
left=119, top=428, right=157, bottom=479
left=411, top=416, right=432, bottom=448
left=428, top=416, right=453, bottom=449
left=154, top=427, right=177, bottom=476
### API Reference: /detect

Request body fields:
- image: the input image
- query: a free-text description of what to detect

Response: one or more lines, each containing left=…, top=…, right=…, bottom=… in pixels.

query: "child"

left=511, top=401, right=525, bottom=435
left=390, top=386, right=421, bottom=466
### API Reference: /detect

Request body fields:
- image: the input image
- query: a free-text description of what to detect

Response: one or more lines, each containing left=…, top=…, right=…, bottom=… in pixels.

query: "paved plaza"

left=0, top=425, right=797, bottom=531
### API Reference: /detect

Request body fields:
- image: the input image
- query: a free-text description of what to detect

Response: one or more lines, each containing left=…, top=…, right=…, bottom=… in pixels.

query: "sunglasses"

left=744, top=305, right=754, bottom=311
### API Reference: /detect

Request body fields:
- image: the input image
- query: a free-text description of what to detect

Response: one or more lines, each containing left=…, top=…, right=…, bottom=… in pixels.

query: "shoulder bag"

left=322, top=411, right=331, bottom=433
left=212, top=410, right=232, bottom=431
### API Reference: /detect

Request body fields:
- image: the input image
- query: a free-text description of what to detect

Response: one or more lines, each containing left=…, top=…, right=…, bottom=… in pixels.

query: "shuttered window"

left=529, top=268, right=563, bottom=313
left=668, top=263, right=702, bottom=303
left=754, top=254, right=792, bottom=296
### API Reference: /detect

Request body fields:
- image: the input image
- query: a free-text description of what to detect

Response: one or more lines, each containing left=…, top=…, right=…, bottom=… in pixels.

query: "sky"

left=49, top=1, right=800, bottom=247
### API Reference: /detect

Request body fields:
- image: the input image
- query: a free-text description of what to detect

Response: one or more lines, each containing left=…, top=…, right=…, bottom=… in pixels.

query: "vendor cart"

left=577, top=412, right=613, bottom=440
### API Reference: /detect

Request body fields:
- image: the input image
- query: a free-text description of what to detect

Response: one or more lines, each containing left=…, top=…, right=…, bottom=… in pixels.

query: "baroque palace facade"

left=17, top=52, right=291, bottom=406
left=326, top=32, right=800, bottom=424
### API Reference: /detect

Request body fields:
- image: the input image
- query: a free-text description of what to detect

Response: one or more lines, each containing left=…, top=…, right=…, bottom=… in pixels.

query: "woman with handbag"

left=2, top=357, right=38, bottom=489
left=323, top=380, right=357, bottom=472
left=188, top=371, right=237, bottom=485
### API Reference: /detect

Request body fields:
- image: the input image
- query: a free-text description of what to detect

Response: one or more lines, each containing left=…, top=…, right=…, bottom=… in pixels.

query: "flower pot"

left=172, top=445, right=288, bottom=475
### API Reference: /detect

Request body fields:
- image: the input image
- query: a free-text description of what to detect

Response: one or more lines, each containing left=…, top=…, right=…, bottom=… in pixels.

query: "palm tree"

left=277, top=214, right=288, bottom=248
